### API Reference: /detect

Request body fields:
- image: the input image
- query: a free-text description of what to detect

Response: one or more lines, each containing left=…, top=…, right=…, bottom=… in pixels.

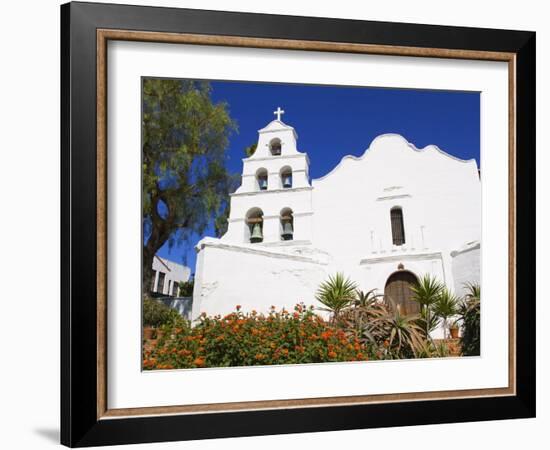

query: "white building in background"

left=151, top=255, right=191, bottom=296
left=192, top=108, right=481, bottom=333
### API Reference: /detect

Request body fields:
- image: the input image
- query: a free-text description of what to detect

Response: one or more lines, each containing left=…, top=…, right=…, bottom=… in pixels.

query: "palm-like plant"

left=411, top=275, right=445, bottom=339
left=416, top=306, right=440, bottom=338
left=315, top=273, right=358, bottom=322
left=433, top=289, right=460, bottom=338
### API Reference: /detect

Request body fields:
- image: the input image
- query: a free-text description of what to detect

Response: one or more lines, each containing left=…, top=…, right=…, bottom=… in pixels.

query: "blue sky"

left=155, top=80, right=480, bottom=274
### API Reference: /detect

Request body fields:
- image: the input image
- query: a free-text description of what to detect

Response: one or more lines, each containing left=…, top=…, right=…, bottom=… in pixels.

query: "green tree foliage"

left=459, top=283, right=481, bottom=356
left=142, top=79, right=237, bottom=292
left=142, top=298, right=187, bottom=328
left=244, top=142, right=257, bottom=157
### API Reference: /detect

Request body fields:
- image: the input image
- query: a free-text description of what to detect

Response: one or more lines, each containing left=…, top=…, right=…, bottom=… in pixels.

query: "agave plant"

left=380, top=309, right=426, bottom=358
left=340, top=290, right=387, bottom=339
left=433, top=289, right=460, bottom=338
left=354, top=289, right=379, bottom=308
left=315, top=273, right=358, bottom=322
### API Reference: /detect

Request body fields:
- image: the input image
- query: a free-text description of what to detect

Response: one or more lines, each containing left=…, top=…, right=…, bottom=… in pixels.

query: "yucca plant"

left=433, top=289, right=460, bottom=338
left=415, top=306, right=440, bottom=338
left=411, top=275, right=445, bottom=339
left=315, top=273, right=358, bottom=322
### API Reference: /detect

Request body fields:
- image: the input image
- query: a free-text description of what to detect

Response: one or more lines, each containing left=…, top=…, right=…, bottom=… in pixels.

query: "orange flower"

left=328, top=351, right=337, bottom=358
left=321, top=330, right=333, bottom=341
left=194, top=357, right=206, bottom=367
left=255, top=353, right=265, bottom=360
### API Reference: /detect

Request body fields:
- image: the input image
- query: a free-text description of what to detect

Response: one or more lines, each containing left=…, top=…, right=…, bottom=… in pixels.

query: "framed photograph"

left=61, top=1, right=535, bottom=447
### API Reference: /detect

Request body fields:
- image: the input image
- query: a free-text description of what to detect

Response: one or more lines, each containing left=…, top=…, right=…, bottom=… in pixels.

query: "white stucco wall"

left=193, top=123, right=481, bottom=329
left=451, top=242, right=481, bottom=298
left=191, top=238, right=329, bottom=320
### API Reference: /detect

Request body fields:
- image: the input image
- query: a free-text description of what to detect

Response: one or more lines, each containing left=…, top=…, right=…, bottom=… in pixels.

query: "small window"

left=256, top=168, right=268, bottom=191
left=390, top=207, right=406, bottom=246
left=157, top=272, right=166, bottom=293
left=172, top=282, right=179, bottom=297
left=280, top=166, right=292, bottom=188
left=280, top=208, right=294, bottom=241
left=269, top=138, right=282, bottom=156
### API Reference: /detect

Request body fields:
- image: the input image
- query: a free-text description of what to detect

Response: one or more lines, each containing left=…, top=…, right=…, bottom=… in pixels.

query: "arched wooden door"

left=384, top=271, right=419, bottom=315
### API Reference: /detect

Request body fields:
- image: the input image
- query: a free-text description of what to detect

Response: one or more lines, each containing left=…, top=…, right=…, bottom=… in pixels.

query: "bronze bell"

left=281, top=221, right=293, bottom=240
left=282, top=174, right=292, bottom=188
left=250, top=223, right=263, bottom=243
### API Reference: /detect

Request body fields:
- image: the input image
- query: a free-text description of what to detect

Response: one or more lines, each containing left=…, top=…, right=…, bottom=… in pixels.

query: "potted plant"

left=449, top=320, right=460, bottom=339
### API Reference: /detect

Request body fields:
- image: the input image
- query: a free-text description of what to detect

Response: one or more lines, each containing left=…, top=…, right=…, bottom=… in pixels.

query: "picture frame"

left=60, top=1, right=535, bottom=447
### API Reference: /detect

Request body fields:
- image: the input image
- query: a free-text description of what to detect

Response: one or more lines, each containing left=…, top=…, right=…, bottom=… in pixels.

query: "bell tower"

left=222, top=108, right=314, bottom=245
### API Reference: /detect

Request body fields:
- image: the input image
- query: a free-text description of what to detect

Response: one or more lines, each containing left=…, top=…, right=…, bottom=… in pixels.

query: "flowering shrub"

left=143, top=304, right=373, bottom=370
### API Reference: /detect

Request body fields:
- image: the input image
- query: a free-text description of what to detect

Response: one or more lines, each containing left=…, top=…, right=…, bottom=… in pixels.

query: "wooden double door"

left=384, top=271, right=420, bottom=315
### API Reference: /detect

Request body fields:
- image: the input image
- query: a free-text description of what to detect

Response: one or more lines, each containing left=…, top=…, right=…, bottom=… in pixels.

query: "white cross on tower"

left=273, top=106, right=285, bottom=121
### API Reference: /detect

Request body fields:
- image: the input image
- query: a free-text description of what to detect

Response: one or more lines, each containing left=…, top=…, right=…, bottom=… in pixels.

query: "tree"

left=244, top=142, right=257, bottom=157
left=142, top=79, right=237, bottom=294
left=410, top=275, right=445, bottom=339
left=433, top=289, right=459, bottom=338
left=459, top=283, right=481, bottom=356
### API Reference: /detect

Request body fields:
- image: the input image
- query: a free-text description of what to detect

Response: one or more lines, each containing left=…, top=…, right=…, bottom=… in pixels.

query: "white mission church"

left=191, top=108, right=481, bottom=331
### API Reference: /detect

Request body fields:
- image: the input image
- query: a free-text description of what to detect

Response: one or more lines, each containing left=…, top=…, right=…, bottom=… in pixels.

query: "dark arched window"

left=390, top=207, right=405, bottom=246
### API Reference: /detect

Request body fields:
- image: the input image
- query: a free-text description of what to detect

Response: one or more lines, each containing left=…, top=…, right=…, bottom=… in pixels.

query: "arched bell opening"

left=280, top=166, right=293, bottom=189
left=280, top=207, right=294, bottom=241
left=245, top=207, right=264, bottom=244
left=269, top=138, right=282, bottom=156
left=256, top=168, right=268, bottom=191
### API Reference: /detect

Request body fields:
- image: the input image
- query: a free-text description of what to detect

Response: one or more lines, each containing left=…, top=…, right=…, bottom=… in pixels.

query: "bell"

left=282, top=174, right=292, bottom=188
left=250, top=223, right=263, bottom=243
left=281, top=221, right=293, bottom=240
left=259, top=177, right=268, bottom=190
